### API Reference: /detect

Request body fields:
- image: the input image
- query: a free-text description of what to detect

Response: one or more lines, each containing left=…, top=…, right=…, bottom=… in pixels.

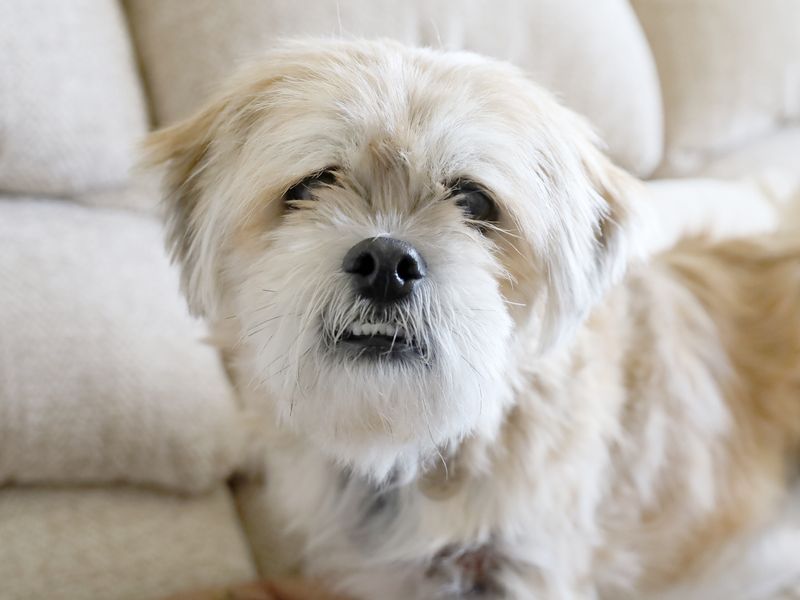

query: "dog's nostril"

left=351, top=252, right=376, bottom=277
left=398, top=254, right=424, bottom=281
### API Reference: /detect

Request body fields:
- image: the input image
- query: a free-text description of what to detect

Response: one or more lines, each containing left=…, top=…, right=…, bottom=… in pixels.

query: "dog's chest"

left=267, top=432, right=604, bottom=599
left=338, top=465, right=507, bottom=596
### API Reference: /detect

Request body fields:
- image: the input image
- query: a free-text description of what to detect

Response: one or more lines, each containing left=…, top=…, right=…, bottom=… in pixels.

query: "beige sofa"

left=1, top=2, right=798, bottom=599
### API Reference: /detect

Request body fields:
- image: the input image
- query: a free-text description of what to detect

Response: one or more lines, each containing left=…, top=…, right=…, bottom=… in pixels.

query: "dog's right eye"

left=285, top=169, right=338, bottom=205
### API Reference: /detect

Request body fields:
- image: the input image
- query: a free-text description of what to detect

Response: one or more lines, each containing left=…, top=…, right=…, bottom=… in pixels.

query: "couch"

left=1, top=1, right=798, bottom=599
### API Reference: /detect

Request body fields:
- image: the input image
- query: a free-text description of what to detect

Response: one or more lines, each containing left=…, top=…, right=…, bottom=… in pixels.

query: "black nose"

left=342, top=237, right=427, bottom=302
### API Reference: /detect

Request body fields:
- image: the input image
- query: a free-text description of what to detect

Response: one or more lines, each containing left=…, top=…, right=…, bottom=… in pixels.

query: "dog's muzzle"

left=332, top=237, right=427, bottom=358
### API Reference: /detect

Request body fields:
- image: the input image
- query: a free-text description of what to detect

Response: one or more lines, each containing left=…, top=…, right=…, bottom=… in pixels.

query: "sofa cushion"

left=0, top=0, right=149, bottom=197
left=684, top=127, right=800, bottom=184
left=233, top=480, right=305, bottom=579
left=0, top=199, right=245, bottom=492
left=632, top=0, right=800, bottom=176
left=641, top=177, right=783, bottom=256
left=0, top=486, right=256, bottom=600
left=125, top=0, right=663, bottom=177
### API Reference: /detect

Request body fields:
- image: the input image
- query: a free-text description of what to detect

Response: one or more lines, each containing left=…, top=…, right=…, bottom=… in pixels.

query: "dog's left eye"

left=285, top=169, right=338, bottom=205
left=451, top=181, right=498, bottom=225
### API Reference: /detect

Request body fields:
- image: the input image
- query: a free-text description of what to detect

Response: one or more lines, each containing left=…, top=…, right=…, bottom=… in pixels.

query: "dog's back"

left=645, top=234, right=800, bottom=598
left=663, top=233, right=800, bottom=455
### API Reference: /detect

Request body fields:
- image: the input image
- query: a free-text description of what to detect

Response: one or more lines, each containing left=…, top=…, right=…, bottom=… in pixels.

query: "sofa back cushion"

left=0, top=0, right=149, bottom=197
left=0, top=199, right=245, bottom=493
left=125, top=0, right=663, bottom=177
left=632, top=0, right=800, bottom=175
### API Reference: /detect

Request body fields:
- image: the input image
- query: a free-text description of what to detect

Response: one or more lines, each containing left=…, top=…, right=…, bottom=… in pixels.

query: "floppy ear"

left=536, top=121, right=643, bottom=350
left=142, top=101, right=228, bottom=318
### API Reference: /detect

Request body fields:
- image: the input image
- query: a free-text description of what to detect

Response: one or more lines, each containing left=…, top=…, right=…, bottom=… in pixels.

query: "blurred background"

left=0, top=1, right=798, bottom=599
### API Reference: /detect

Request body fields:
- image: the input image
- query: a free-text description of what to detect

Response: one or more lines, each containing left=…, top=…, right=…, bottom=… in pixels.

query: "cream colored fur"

left=145, top=39, right=800, bottom=599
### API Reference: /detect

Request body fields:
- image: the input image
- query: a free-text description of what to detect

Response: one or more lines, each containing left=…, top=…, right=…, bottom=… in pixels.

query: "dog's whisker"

left=247, top=313, right=285, bottom=329
left=484, top=222, right=522, bottom=239
left=502, top=299, right=527, bottom=307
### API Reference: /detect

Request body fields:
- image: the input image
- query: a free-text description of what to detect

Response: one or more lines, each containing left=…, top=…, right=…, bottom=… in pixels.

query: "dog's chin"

left=258, top=323, right=511, bottom=480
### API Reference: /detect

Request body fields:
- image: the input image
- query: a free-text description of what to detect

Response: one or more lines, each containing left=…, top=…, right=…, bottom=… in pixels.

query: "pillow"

left=0, top=199, right=244, bottom=492
left=689, top=127, right=800, bottom=183
left=632, top=0, right=800, bottom=175
left=125, top=0, right=663, bottom=176
left=0, top=486, right=256, bottom=600
left=0, top=0, right=149, bottom=196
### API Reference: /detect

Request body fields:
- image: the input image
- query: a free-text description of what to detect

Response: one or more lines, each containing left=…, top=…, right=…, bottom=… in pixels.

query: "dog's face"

left=146, top=40, right=637, bottom=477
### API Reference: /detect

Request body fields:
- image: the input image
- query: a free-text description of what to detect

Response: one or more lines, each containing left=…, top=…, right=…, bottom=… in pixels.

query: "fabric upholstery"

left=641, top=177, right=784, bottom=255
left=125, top=0, right=663, bottom=176
left=686, top=127, right=800, bottom=183
left=233, top=480, right=306, bottom=579
left=0, top=199, right=245, bottom=493
left=78, top=172, right=163, bottom=214
left=0, top=0, right=149, bottom=198
left=0, top=486, right=257, bottom=600
left=632, top=0, right=800, bottom=175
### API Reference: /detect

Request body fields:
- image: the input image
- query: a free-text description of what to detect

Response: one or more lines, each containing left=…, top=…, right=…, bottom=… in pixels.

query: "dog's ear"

left=535, top=118, right=642, bottom=349
left=142, top=100, right=229, bottom=318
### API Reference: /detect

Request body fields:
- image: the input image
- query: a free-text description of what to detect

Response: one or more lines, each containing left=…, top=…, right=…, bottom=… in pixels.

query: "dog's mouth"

left=332, top=319, right=423, bottom=359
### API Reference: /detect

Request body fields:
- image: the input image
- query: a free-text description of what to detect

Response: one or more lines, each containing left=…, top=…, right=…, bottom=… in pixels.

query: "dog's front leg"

left=423, top=541, right=597, bottom=600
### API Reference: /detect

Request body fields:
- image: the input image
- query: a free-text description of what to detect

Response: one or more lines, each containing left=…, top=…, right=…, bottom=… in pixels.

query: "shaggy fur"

left=145, top=39, right=800, bottom=599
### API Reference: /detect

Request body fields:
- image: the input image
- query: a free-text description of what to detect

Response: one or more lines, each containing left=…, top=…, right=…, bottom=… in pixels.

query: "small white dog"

left=146, top=39, right=800, bottom=599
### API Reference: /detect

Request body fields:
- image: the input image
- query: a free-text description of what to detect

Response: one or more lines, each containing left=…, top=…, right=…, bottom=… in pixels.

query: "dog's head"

left=145, top=39, right=640, bottom=477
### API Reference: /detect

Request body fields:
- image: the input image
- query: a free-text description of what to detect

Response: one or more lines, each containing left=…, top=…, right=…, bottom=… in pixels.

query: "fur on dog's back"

left=599, top=234, right=800, bottom=594
left=664, top=234, right=800, bottom=457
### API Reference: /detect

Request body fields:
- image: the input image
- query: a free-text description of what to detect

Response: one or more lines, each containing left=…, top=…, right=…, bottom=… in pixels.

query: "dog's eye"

left=285, top=169, right=338, bottom=205
left=452, top=181, right=498, bottom=225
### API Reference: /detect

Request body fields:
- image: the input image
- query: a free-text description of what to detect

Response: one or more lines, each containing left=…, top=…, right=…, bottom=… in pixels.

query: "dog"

left=145, top=39, right=800, bottom=599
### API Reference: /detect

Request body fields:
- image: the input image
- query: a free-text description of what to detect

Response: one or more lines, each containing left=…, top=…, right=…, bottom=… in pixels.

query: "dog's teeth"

left=347, top=321, right=407, bottom=339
